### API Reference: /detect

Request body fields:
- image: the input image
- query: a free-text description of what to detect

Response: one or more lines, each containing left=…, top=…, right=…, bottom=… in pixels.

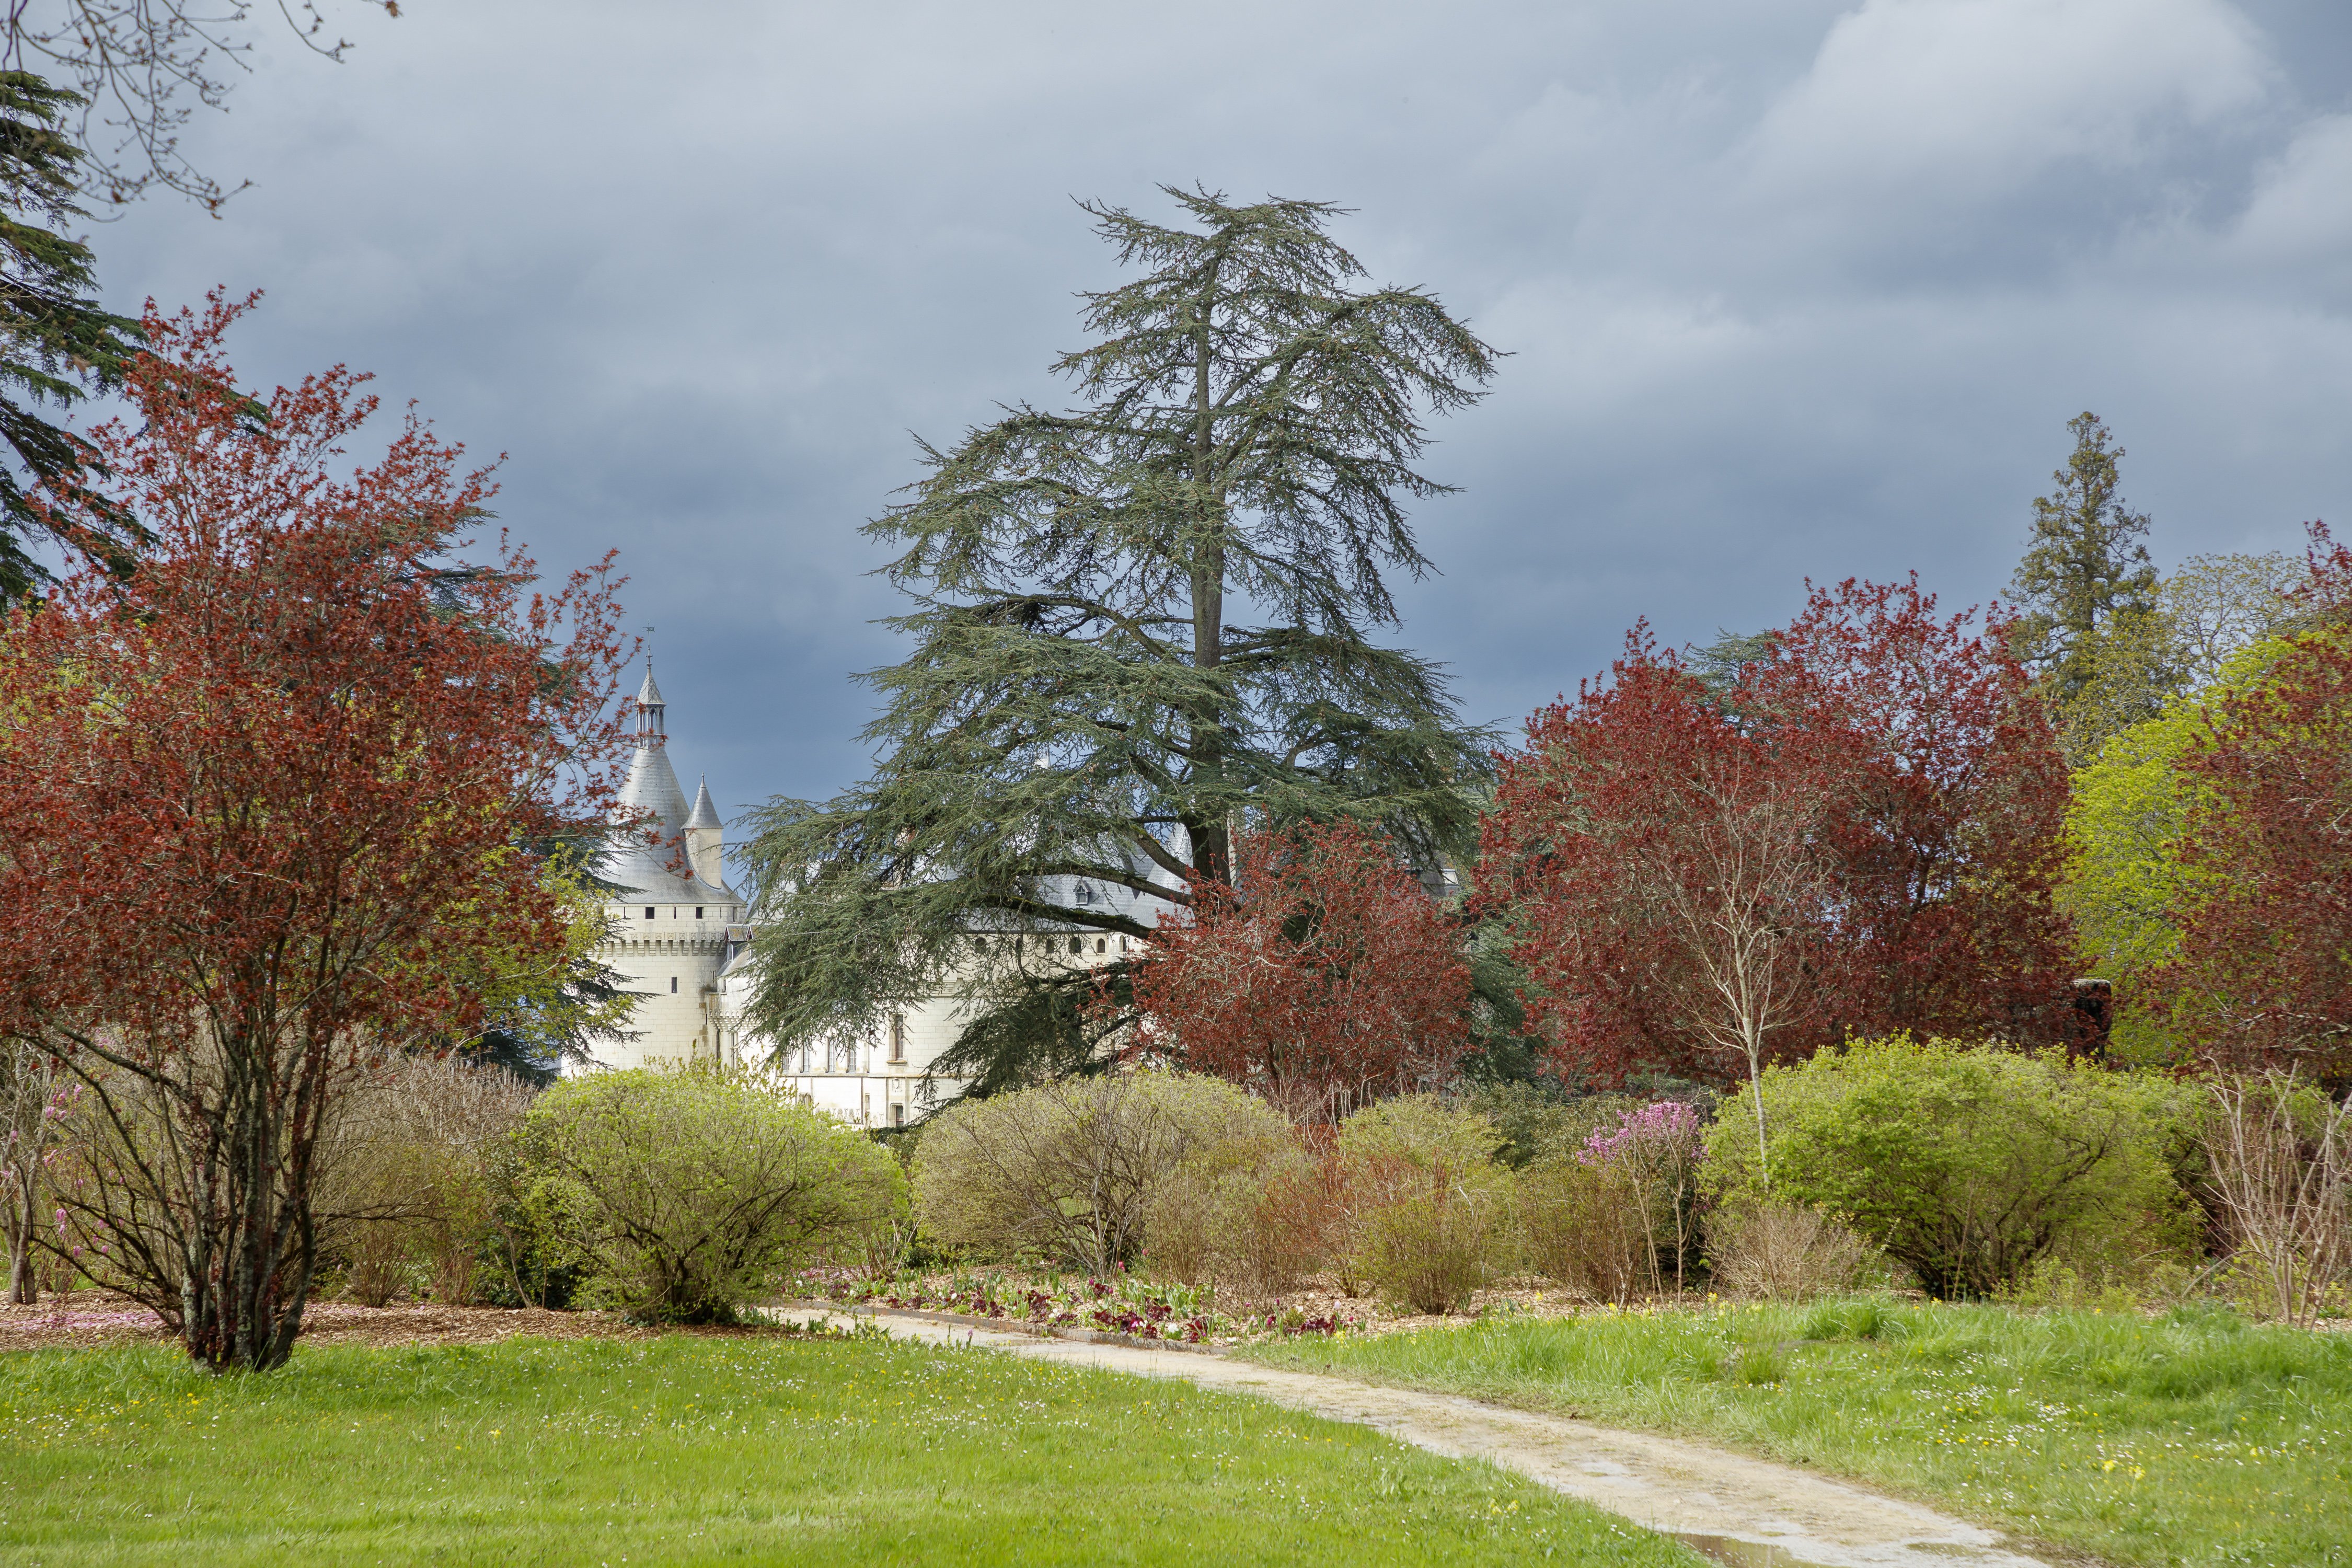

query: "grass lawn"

left=0, top=1328, right=1702, bottom=1567
left=1241, top=1298, right=2352, bottom=1568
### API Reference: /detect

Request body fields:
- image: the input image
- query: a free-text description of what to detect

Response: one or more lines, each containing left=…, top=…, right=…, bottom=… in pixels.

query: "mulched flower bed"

left=1, top=1277, right=1704, bottom=1356
left=0, top=1296, right=661, bottom=1353
left=797, top=1267, right=1635, bottom=1346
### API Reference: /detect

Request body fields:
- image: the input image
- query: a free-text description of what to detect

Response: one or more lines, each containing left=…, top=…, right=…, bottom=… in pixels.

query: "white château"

left=591, top=667, right=1044, bottom=1126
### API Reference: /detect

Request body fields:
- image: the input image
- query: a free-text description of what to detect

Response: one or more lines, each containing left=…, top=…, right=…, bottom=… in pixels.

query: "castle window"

left=888, top=1013, right=905, bottom=1064
left=645, top=907, right=655, bottom=919
left=671, top=976, right=678, bottom=994
left=1067, top=936, right=1082, bottom=954
left=1073, top=880, right=1094, bottom=904
left=1120, top=936, right=1129, bottom=952
left=889, top=1102, right=905, bottom=1127
left=1096, top=938, right=1106, bottom=953
left=695, top=906, right=704, bottom=920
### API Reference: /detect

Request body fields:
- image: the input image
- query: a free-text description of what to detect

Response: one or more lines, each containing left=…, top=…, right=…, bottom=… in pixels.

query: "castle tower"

left=587, top=667, right=750, bottom=1071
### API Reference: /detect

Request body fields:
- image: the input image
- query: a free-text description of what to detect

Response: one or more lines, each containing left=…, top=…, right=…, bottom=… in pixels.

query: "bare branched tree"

left=1644, top=777, right=1836, bottom=1192
left=2, top=0, right=398, bottom=212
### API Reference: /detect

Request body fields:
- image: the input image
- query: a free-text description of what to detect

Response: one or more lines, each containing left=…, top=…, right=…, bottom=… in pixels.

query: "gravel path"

left=856, top=1309, right=2061, bottom=1568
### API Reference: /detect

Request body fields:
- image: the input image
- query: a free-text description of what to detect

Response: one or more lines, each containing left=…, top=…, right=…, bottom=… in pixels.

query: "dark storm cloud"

left=92, top=0, right=2352, bottom=812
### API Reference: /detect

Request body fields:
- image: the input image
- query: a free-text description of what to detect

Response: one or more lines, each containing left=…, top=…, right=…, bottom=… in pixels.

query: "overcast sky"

left=95, top=0, right=2352, bottom=821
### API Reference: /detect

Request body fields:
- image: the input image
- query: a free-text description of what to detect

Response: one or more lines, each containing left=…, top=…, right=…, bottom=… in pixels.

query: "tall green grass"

left=1242, top=1299, right=2352, bottom=1567
left=0, top=1331, right=1700, bottom=1566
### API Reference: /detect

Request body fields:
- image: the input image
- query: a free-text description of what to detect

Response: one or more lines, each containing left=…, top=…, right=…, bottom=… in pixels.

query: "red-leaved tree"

left=1478, top=633, right=1840, bottom=1172
left=2155, top=526, right=2352, bottom=1074
left=1126, top=821, right=1470, bottom=1119
left=1755, top=577, right=2077, bottom=1044
left=0, top=294, right=628, bottom=1371
left=1483, top=579, right=2076, bottom=1115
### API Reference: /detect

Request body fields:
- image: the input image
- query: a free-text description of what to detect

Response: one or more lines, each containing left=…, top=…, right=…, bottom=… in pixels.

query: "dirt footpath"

left=858, top=1308, right=2060, bottom=1568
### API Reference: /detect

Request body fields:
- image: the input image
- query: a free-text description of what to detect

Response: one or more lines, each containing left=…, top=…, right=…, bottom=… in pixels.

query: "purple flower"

left=1579, top=1101, right=1707, bottom=1166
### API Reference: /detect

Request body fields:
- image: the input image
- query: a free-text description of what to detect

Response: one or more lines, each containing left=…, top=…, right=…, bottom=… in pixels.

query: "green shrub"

left=1334, top=1096, right=1516, bottom=1314
left=518, top=1065, right=905, bottom=1322
left=1703, top=1035, right=2197, bottom=1298
left=1450, top=1082, right=1607, bottom=1168
left=911, top=1071, right=1284, bottom=1275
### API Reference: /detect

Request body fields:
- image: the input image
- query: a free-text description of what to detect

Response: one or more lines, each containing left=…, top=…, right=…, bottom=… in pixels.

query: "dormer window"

left=1073, top=881, right=1094, bottom=904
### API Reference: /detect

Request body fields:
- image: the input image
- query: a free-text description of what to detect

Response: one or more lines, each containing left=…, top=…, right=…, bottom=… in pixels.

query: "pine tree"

left=2010, top=412, right=2159, bottom=706
left=0, top=72, right=142, bottom=598
left=741, top=189, right=1500, bottom=1067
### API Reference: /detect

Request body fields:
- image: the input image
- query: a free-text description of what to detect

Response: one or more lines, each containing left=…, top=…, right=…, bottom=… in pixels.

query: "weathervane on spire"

left=633, top=629, right=666, bottom=740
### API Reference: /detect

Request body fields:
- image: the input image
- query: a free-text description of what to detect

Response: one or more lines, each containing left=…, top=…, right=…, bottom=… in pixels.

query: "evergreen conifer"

left=741, top=189, right=1500, bottom=1079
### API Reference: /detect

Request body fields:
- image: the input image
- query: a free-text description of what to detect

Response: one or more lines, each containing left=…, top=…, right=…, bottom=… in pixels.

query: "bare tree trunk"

left=7, top=1179, right=34, bottom=1305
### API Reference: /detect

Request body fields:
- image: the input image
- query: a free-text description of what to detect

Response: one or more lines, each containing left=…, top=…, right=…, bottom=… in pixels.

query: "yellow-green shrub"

left=1704, top=1035, right=2197, bottom=1299
left=520, top=1065, right=905, bottom=1322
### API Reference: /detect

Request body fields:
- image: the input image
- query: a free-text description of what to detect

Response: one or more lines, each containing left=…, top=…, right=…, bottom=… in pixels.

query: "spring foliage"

left=1127, top=821, right=1471, bottom=1117
left=1484, top=579, right=2077, bottom=1099
left=0, top=294, right=627, bottom=1369
left=1702, top=1036, right=2196, bottom=1299
left=520, top=1066, right=907, bottom=1323
left=2065, top=526, right=2352, bottom=1073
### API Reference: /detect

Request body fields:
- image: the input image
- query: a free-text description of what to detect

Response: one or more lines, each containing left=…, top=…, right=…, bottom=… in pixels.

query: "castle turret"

left=685, top=777, right=725, bottom=891
left=586, top=666, right=745, bottom=1072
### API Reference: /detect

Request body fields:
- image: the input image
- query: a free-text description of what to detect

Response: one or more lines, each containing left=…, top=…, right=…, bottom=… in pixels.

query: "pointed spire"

left=632, top=662, right=666, bottom=741
left=685, top=776, right=721, bottom=831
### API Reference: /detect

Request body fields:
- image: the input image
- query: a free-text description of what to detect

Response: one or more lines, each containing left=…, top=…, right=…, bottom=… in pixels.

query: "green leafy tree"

left=2010, top=412, right=2159, bottom=755
left=742, top=189, right=1500, bottom=1071
left=2062, top=632, right=2319, bottom=1066
left=0, top=72, right=142, bottom=597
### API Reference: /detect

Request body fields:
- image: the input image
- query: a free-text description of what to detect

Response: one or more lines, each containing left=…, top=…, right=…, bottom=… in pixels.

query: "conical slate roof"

left=637, top=665, right=666, bottom=708
left=600, top=677, right=740, bottom=905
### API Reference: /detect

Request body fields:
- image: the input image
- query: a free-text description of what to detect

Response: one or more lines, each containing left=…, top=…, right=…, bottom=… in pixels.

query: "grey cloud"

left=80, top=0, right=2352, bottom=800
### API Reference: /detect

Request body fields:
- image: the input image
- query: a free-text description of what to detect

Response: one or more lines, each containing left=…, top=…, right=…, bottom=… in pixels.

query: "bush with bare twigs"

left=317, top=1055, right=538, bottom=1306
left=913, top=1071, right=1286, bottom=1277
left=1331, top=1096, right=1516, bottom=1314
left=1521, top=1156, right=1650, bottom=1304
left=1705, top=1201, right=1880, bottom=1301
left=1140, top=1113, right=1319, bottom=1293
left=2203, top=1074, right=2351, bottom=1327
